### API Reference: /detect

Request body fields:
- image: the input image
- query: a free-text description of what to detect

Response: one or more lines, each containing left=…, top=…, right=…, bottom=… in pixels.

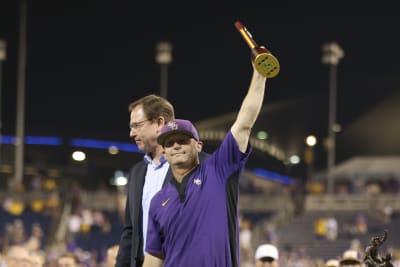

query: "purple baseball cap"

left=157, top=119, right=199, bottom=146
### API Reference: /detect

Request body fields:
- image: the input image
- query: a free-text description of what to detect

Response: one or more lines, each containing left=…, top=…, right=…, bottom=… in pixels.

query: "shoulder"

left=199, top=151, right=210, bottom=161
left=129, top=160, right=147, bottom=172
left=126, top=161, right=147, bottom=186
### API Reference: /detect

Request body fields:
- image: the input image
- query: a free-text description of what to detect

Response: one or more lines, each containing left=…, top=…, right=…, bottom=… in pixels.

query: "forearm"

left=231, top=68, right=266, bottom=152
left=142, top=253, right=163, bottom=267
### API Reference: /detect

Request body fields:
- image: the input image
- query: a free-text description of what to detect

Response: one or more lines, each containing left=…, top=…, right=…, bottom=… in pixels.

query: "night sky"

left=1, top=1, right=399, bottom=145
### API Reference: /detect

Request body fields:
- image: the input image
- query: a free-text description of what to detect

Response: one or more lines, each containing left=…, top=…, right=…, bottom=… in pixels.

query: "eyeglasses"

left=164, top=137, right=192, bottom=148
left=129, top=119, right=151, bottom=130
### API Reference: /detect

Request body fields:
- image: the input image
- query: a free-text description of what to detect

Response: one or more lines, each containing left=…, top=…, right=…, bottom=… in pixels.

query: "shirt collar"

left=143, top=153, right=167, bottom=166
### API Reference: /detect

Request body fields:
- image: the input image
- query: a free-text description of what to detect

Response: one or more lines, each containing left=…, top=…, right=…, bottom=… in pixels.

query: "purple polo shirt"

left=146, top=131, right=251, bottom=267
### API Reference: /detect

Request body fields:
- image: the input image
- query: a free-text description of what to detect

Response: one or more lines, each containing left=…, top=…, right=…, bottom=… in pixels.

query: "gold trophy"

left=235, top=21, right=280, bottom=78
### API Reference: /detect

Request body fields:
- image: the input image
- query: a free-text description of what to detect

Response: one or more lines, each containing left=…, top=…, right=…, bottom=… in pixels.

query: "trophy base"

left=254, top=53, right=280, bottom=78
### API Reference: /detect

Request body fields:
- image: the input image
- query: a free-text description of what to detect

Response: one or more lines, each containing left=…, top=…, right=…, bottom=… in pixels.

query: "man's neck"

left=148, top=145, right=165, bottom=165
left=171, top=164, right=198, bottom=183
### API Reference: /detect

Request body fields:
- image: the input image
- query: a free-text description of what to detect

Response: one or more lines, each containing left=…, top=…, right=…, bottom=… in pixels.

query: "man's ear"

left=196, top=141, right=203, bottom=152
left=156, top=117, right=166, bottom=132
left=157, top=116, right=166, bottom=127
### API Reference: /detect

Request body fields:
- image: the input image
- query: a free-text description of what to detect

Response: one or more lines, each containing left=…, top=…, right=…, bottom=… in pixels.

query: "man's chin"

left=171, top=159, right=186, bottom=167
left=137, top=144, right=146, bottom=152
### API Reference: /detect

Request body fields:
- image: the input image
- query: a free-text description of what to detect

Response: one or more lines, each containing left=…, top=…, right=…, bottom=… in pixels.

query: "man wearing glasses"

left=115, top=95, right=206, bottom=267
left=143, top=62, right=269, bottom=267
left=115, top=94, right=174, bottom=267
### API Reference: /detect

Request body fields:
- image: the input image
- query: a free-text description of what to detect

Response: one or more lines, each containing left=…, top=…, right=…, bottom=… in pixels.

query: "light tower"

left=0, top=39, right=7, bottom=167
left=155, top=42, right=173, bottom=99
left=321, top=42, right=344, bottom=194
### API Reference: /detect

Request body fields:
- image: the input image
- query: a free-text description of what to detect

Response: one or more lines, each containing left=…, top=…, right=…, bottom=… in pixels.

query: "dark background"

left=1, top=1, right=399, bottom=149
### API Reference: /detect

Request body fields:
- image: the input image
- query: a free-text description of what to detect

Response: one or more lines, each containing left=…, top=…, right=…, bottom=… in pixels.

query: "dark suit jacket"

left=115, top=151, right=209, bottom=267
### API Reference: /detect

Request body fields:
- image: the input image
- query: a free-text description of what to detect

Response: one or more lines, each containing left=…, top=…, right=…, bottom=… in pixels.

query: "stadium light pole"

left=155, top=42, right=173, bottom=99
left=14, top=0, right=28, bottom=190
left=304, top=135, right=317, bottom=183
left=321, top=42, right=344, bottom=194
left=0, top=39, right=7, bottom=168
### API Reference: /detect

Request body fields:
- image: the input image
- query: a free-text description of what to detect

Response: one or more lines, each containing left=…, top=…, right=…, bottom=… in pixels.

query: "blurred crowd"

left=1, top=174, right=400, bottom=266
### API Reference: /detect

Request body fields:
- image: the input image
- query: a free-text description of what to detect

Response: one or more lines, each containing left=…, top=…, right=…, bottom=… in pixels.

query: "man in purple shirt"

left=143, top=62, right=268, bottom=267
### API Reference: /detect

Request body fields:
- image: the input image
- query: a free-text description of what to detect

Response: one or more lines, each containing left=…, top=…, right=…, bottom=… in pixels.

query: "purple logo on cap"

left=167, top=121, right=179, bottom=130
left=157, top=119, right=200, bottom=146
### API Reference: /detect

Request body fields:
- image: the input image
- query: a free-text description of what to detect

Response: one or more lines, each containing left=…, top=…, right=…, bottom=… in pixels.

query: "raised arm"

left=231, top=64, right=267, bottom=152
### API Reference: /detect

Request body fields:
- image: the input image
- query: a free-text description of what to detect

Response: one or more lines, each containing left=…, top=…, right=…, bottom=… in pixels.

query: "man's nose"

left=130, top=128, right=137, bottom=138
left=172, top=141, right=182, bottom=148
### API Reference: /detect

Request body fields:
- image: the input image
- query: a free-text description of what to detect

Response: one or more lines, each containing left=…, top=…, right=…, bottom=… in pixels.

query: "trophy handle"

left=234, top=21, right=280, bottom=78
